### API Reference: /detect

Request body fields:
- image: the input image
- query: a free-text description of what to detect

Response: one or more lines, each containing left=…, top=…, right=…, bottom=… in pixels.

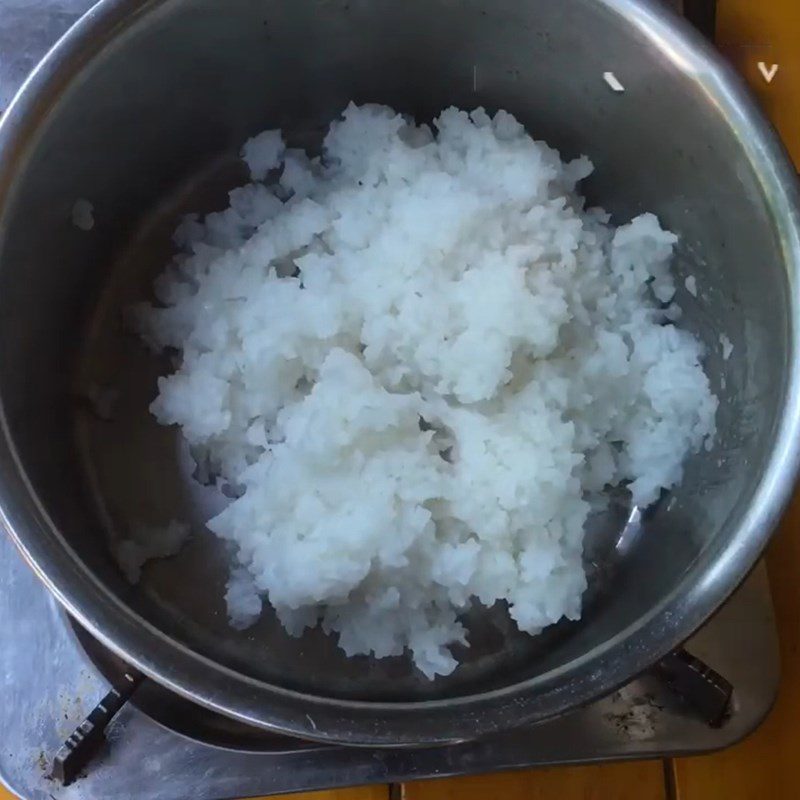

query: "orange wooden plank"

left=260, top=788, right=388, bottom=800
left=0, top=777, right=391, bottom=799
left=716, top=0, right=800, bottom=167
left=403, top=761, right=666, bottom=800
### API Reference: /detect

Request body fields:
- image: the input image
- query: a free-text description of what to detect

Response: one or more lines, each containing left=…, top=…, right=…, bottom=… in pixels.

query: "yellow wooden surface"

left=0, top=785, right=389, bottom=800
left=262, top=789, right=388, bottom=800
left=402, top=762, right=667, bottom=800
left=716, top=0, right=800, bottom=169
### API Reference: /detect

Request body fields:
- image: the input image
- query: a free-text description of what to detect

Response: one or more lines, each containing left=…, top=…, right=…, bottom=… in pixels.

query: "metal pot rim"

left=1, top=0, right=799, bottom=746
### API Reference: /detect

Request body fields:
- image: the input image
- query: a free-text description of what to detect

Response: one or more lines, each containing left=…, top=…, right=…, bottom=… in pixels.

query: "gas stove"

left=0, top=1, right=782, bottom=799
left=0, top=531, right=779, bottom=800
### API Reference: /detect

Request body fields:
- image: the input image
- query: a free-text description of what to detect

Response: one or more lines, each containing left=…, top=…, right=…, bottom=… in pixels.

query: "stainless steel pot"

left=1, top=0, right=799, bottom=747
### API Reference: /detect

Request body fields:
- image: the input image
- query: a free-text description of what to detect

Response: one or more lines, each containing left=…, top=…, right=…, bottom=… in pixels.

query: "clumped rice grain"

left=134, top=104, right=717, bottom=678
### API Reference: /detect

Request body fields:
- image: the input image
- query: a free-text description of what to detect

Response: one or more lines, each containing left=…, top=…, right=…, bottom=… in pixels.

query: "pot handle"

left=655, top=648, right=733, bottom=727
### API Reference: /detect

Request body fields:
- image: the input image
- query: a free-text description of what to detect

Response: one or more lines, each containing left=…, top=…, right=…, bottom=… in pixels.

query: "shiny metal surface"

left=0, top=0, right=798, bottom=745
left=0, top=531, right=781, bottom=799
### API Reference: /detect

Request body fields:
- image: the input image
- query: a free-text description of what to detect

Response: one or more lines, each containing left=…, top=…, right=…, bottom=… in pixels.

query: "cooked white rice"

left=113, top=519, right=191, bottom=585
left=134, top=104, right=717, bottom=678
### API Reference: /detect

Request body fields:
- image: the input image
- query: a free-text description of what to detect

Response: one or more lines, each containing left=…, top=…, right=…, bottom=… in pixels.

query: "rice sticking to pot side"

left=133, top=104, right=717, bottom=679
